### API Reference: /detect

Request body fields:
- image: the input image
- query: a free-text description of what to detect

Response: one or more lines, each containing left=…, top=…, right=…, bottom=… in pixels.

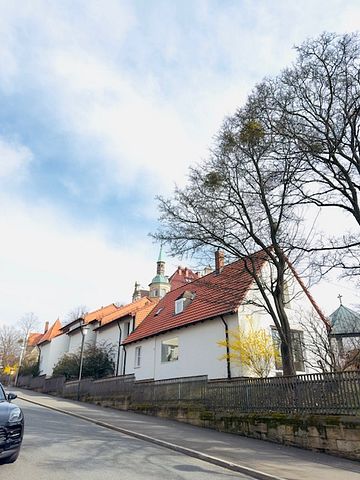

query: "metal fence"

left=17, top=370, right=360, bottom=416
left=132, top=375, right=207, bottom=404
left=206, top=371, right=360, bottom=415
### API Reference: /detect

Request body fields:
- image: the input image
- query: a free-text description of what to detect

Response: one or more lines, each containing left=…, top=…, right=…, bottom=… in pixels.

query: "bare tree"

left=66, top=305, right=88, bottom=323
left=155, top=98, right=310, bottom=376
left=297, top=312, right=337, bottom=373
left=261, top=32, right=360, bottom=281
left=18, top=312, right=40, bottom=345
left=0, top=325, right=21, bottom=370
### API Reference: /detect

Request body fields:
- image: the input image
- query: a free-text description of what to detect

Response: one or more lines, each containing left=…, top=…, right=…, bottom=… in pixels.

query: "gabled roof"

left=84, top=303, right=119, bottom=323
left=123, top=252, right=267, bottom=345
left=329, top=304, right=360, bottom=335
left=27, top=332, right=44, bottom=347
left=169, top=266, right=201, bottom=290
left=96, top=297, right=158, bottom=330
left=37, top=319, right=62, bottom=345
left=61, top=304, right=119, bottom=331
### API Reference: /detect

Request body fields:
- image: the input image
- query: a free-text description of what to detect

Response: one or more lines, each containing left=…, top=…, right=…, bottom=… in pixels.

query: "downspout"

left=221, top=315, right=231, bottom=379
left=116, top=321, right=122, bottom=376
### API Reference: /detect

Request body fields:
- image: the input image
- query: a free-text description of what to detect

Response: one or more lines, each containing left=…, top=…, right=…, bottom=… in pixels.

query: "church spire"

left=149, top=246, right=170, bottom=299
left=157, top=245, right=165, bottom=276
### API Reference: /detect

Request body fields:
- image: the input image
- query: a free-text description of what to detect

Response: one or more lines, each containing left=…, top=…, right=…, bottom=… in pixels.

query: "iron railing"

left=17, top=370, right=360, bottom=415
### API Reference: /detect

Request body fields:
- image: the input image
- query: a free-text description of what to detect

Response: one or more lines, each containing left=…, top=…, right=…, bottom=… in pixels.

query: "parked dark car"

left=0, top=383, right=24, bottom=464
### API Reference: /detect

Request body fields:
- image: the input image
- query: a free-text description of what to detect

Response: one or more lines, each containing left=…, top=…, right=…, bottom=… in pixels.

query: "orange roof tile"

left=27, top=332, right=44, bottom=347
left=84, top=303, right=119, bottom=323
left=169, top=267, right=201, bottom=290
left=124, top=252, right=266, bottom=345
left=38, top=319, right=62, bottom=345
left=96, top=297, right=158, bottom=330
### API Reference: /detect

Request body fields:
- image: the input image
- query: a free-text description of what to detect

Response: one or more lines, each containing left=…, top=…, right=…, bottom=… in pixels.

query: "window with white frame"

left=175, top=298, right=185, bottom=314
left=174, top=290, right=195, bottom=314
left=161, top=337, right=179, bottom=362
left=134, top=346, right=141, bottom=367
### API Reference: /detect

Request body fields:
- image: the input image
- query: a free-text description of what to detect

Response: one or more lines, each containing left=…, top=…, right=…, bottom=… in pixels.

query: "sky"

left=0, top=0, right=359, bottom=329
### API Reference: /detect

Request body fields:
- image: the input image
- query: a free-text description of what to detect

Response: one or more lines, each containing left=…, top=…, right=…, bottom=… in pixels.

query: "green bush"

left=53, top=343, right=115, bottom=380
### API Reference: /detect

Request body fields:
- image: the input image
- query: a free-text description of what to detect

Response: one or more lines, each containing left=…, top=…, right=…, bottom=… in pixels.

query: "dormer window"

left=175, top=298, right=185, bottom=314
left=174, top=290, right=195, bottom=314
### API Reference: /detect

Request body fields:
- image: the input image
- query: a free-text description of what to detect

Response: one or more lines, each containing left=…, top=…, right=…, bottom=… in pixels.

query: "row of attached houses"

left=29, top=248, right=359, bottom=381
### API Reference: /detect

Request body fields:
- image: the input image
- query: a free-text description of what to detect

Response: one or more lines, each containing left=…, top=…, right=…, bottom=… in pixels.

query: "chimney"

left=215, top=249, right=224, bottom=274
left=44, top=321, right=49, bottom=333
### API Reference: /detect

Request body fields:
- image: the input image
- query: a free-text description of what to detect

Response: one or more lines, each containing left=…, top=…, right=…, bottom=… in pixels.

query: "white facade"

left=38, top=333, right=70, bottom=377
left=95, top=317, right=133, bottom=375
left=125, top=313, right=241, bottom=380
left=125, top=269, right=325, bottom=381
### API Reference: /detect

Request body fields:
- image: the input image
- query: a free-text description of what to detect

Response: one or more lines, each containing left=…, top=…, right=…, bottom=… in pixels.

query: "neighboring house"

left=26, top=331, right=45, bottom=363
left=94, top=296, right=158, bottom=375
left=64, top=304, right=119, bottom=355
left=169, top=266, right=201, bottom=290
left=38, top=305, right=118, bottom=376
left=132, top=248, right=204, bottom=300
left=37, top=320, right=63, bottom=376
left=38, top=300, right=158, bottom=377
left=329, top=303, right=360, bottom=369
left=123, top=250, right=327, bottom=381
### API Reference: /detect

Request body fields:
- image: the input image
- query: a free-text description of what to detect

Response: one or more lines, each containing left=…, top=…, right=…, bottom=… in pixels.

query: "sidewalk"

left=15, top=388, right=360, bottom=480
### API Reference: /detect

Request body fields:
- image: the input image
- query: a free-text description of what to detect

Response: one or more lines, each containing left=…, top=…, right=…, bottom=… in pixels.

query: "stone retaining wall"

left=91, top=398, right=360, bottom=460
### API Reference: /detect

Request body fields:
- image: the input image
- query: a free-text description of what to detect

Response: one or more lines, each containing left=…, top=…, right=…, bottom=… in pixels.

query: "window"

left=272, top=328, right=305, bottom=372
left=135, top=346, right=141, bottom=367
left=161, top=337, right=179, bottom=362
left=175, top=298, right=185, bottom=314
left=126, top=322, right=131, bottom=336
left=175, top=290, right=195, bottom=314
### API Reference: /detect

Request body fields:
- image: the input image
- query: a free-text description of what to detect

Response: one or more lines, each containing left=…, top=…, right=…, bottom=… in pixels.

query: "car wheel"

left=0, top=451, right=20, bottom=464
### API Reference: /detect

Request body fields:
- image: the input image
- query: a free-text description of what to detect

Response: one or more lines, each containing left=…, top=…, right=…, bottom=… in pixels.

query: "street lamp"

left=15, top=340, right=25, bottom=387
left=77, top=323, right=90, bottom=401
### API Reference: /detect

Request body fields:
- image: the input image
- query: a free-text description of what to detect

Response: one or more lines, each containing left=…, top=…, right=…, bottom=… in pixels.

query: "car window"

left=0, top=384, right=6, bottom=401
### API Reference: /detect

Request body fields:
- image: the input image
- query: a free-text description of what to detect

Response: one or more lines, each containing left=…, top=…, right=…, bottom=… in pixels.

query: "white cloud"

left=0, top=0, right=359, bottom=328
left=0, top=137, right=33, bottom=181
left=0, top=194, right=160, bottom=326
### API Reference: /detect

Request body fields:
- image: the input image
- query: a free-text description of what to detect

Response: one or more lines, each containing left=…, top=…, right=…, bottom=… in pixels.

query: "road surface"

left=2, top=399, right=250, bottom=480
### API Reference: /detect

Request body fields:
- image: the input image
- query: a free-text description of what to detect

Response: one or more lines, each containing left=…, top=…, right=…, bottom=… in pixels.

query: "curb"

left=19, top=395, right=285, bottom=480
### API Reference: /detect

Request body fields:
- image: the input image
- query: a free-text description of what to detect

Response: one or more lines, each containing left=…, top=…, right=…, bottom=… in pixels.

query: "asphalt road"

left=2, top=399, right=250, bottom=480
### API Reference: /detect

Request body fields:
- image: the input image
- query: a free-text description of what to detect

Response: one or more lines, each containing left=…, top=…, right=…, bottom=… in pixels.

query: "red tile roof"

left=169, top=266, right=201, bottom=290
left=60, top=304, right=120, bottom=331
left=37, top=319, right=62, bottom=345
left=84, top=304, right=119, bottom=323
left=96, top=297, right=158, bottom=330
left=124, top=252, right=267, bottom=344
left=27, top=332, right=44, bottom=347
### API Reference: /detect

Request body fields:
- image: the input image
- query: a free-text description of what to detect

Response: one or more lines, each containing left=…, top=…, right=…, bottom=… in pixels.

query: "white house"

left=94, top=296, right=158, bottom=375
left=37, top=300, right=158, bottom=377
left=122, top=250, right=328, bottom=381
left=37, top=319, right=63, bottom=376
left=38, top=304, right=119, bottom=377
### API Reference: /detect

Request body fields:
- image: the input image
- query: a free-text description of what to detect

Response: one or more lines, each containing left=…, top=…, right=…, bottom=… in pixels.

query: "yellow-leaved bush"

left=218, top=318, right=280, bottom=378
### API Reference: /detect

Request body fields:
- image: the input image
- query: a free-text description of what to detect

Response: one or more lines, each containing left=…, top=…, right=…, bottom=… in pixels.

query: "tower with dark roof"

left=149, top=246, right=170, bottom=298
